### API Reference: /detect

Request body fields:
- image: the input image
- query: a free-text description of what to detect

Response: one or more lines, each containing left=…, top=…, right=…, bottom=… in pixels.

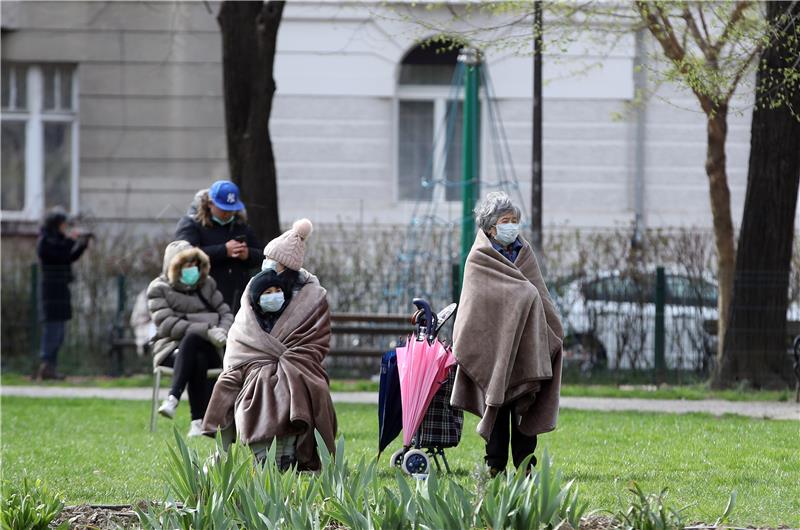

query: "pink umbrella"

left=395, top=335, right=457, bottom=447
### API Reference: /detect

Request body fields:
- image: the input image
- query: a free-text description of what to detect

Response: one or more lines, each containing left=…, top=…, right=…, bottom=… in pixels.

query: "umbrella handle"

left=412, top=298, right=437, bottom=340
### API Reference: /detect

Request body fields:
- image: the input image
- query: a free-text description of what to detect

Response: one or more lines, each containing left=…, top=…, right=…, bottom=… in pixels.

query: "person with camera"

left=35, top=206, right=92, bottom=380
left=175, top=180, right=263, bottom=312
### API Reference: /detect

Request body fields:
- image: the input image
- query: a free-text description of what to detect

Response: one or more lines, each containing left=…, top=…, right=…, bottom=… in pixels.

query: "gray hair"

left=474, top=191, right=521, bottom=231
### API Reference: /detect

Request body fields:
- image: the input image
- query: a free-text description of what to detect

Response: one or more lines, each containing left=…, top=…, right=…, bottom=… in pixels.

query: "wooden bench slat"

left=331, top=313, right=409, bottom=324
left=331, top=324, right=410, bottom=335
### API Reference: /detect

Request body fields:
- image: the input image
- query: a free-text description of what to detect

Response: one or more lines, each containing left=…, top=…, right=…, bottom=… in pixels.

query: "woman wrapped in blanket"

left=450, top=192, right=564, bottom=477
left=202, top=219, right=337, bottom=471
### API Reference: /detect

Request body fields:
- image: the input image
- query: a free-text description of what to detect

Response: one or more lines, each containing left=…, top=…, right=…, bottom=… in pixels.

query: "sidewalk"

left=2, top=385, right=798, bottom=420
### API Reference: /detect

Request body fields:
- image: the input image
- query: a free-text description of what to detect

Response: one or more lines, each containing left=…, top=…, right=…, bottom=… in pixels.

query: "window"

left=397, top=41, right=466, bottom=202
left=1, top=63, right=78, bottom=220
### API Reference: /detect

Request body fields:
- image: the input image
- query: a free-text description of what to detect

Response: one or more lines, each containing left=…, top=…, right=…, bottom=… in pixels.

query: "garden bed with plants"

left=3, top=398, right=798, bottom=529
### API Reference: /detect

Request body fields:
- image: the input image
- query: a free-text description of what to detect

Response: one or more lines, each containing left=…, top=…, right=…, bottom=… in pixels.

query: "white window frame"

left=395, top=85, right=488, bottom=204
left=1, top=64, right=80, bottom=221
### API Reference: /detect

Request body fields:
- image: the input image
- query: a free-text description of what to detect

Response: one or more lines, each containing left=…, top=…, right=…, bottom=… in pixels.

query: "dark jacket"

left=174, top=192, right=263, bottom=311
left=36, top=229, right=89, bottom=321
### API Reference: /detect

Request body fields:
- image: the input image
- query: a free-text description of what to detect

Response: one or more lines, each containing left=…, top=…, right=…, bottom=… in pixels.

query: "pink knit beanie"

left=263, top=218, right=313, bottom=271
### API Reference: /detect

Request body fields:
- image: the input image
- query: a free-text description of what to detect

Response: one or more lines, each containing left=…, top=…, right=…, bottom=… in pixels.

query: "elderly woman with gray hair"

left=450, top=191, right=564, bottom=476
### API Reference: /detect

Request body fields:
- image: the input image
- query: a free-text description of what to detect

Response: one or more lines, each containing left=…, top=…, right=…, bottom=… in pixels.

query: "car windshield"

left=581, top=273, right=718, bottom=308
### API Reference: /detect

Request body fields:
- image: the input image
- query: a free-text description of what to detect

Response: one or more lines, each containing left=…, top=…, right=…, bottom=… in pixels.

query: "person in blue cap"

left=175, top=180, right=263, bottom=312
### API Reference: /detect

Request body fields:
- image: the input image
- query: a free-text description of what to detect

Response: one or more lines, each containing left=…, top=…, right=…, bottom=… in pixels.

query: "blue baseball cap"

left=208, top=180, right=244, bottom=211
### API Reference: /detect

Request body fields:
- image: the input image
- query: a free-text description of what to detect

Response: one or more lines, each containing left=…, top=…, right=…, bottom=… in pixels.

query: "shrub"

left=137, top=429, right=587, bottom=530
left=0, top=477, right=66, bottom=530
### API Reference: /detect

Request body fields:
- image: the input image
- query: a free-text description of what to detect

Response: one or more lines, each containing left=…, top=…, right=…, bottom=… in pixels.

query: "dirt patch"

left=51, top=504, right=141, bottom=529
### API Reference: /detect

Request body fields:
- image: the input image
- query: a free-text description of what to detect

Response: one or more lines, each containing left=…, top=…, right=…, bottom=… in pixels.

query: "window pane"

left=444, top=100, right=463, bottom=202
left=399, top=64, right=457, bottom=86
left=44, top=122, right=72, bottom=210
left=0, top=66, right=8, bottom=108
left=1, top=121, right=27, bottom=211
left=1, top=64, right=27, bottom=110
left=60, top=68, right=73, bottom=110
left=43, top=66, right=56, bottom=110
left=398, top=101, right=434, bottom=201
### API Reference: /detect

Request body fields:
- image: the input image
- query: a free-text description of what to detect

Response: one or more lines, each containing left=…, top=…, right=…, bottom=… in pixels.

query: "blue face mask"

left=262, top=259, right=279, bottom=272
left=494, top=223, right=521, bottom=246
left=259, top=292, right=285, bottom=313
left=212, top=215, right=235, bottom=226
left=181, top=266, right=200, bottom=286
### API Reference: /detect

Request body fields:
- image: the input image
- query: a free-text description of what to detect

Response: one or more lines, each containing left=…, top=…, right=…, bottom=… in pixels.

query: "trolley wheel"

left=389, top=448, right=405, bottom=468
left=402, top=449, right=430, bottom=475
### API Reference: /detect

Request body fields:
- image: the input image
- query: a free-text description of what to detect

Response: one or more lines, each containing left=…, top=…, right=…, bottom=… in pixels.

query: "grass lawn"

left=1, top=372, right=794, bottom=402
left=1, top=396, right=798, bottom=527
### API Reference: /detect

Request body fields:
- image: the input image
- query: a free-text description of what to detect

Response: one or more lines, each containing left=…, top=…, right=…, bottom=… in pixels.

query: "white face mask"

left=259, top=292, right=285, bottom=313
left=494, top=223, right=520, bottom=245
left=262, top=258, right=279, bottom=272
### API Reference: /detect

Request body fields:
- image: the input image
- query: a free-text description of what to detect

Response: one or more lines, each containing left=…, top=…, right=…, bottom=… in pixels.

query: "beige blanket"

left=202, top=274, right=337, bottom=471
left=450, top=230, right=564, bottom=440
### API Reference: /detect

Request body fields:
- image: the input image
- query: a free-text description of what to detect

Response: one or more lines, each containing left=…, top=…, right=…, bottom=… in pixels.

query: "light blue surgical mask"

left=262, top=258, right=279, bottom=272
left=259, top=292, right=285, bottom=313
left=212, top=215, right=235, bottom=226
left=494, top=223, right=521, bottom=246
left=181, top=266, right=200, bottom=286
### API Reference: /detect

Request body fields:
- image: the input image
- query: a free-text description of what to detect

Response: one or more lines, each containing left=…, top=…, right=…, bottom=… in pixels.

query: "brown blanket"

left=202, top=273, right=337, bottom=471
left=450, top=229, right=564, bottom=440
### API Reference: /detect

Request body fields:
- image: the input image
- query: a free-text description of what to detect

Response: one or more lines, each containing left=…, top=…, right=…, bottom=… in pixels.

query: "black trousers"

left=162, top=332, right=222, bottom=420
left=485, top=402, right=538, bottom=471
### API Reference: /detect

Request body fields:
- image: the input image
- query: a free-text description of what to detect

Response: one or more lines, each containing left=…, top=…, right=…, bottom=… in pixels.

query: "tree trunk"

left=705, top=107, right=737, bottom=366
left=218, top=0, right=284, bottom=243
left=713, top=0, right=800, bottom=389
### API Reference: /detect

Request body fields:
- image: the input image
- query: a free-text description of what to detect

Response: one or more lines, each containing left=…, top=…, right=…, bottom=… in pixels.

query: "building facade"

left=1, top=1, right=786, bottom=237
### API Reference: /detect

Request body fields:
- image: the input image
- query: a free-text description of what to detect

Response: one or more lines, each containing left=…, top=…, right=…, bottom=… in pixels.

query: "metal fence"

left=2, top=227, right=798, bottom=378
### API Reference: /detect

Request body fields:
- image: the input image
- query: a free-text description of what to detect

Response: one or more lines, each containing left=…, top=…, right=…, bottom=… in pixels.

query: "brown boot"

left=37, top=362, right=65, bottom=380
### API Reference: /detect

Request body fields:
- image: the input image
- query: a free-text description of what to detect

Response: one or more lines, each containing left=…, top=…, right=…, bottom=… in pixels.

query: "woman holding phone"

left=175, top=180, right=263, bottom=312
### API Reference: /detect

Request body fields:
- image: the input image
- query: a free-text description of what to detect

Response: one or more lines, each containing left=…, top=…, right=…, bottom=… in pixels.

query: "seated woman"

left=202, top=219, right=337, bottom=471
left=147, top=240, right=233, bottom=437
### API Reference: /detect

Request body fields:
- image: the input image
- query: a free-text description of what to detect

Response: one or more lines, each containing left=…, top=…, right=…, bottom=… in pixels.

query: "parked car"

left=553, top=270, right=719, bottom=372
left=553, top=270, right=800, bottom=373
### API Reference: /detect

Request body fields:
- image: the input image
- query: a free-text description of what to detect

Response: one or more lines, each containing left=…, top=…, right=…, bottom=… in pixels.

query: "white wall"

left=2, top=1, right=790, bottom=233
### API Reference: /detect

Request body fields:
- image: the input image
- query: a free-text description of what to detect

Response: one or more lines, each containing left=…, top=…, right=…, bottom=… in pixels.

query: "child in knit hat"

left=261, top=218, right=313, bottom=274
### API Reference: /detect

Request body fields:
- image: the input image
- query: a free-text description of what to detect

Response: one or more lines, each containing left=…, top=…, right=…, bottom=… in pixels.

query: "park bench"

left=329, top=313, right=411, bottom=358
left=142, top=312, right=411, bottom=431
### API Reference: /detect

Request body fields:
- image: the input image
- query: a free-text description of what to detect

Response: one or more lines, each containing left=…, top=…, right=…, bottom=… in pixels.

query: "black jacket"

left=36, top=229, right=89, bottom=321
left=174, top=216, right=263, bottom=312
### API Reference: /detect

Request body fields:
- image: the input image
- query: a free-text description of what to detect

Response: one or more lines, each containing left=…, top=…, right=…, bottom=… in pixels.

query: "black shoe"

left=37, top=362, right=66, bottom=380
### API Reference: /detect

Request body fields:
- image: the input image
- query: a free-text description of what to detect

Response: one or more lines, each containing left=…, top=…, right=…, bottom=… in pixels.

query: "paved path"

left=2, top=385, right=798, bottom=420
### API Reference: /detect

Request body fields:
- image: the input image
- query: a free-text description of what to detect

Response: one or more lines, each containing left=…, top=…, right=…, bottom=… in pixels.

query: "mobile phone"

left=234, top=235, right=247, bottom=243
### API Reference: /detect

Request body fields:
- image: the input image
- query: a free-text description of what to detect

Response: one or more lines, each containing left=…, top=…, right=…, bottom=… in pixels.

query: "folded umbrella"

left=396, top=335, right=456, bottom=447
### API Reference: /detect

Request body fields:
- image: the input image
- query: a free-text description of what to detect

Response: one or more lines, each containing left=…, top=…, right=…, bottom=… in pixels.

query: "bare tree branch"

left=683, top=6, right=713, bottom=60
left=712, top=1, right=751, bottom=56
left=697, top=5, right=711, bottom=43
left=724, top=42, right=763, bottom=101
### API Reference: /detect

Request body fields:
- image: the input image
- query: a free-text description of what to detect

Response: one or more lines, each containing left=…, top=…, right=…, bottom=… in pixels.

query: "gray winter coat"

left=147, top=241, right=234, bottom=367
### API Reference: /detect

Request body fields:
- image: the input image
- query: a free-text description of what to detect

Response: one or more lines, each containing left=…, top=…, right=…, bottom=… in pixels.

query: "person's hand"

left=235, top=246, right=249, bottom=261
left=207, top=327, right=227, bottom=348
left=225, top=239, right=245, bottom=258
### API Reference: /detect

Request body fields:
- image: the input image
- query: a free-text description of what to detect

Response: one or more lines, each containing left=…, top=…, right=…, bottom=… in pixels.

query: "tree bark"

left=714, top=0, right=800, bottom=389
left=218, top=0, right=284, bottom=243
left=704, top=107, right=737, bottom=364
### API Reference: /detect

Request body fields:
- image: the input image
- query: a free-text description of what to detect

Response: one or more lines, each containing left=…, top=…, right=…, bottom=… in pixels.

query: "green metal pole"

left=654, top=266, right=666, bottom=381
left=458, top=48, right=481, bottom=289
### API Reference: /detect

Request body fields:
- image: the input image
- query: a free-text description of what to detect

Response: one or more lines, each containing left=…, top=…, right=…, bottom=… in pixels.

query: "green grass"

left=2, top=371, right=792, bottom=402
left=1, top=396, right=798, bottom=526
